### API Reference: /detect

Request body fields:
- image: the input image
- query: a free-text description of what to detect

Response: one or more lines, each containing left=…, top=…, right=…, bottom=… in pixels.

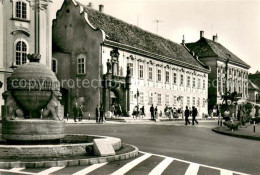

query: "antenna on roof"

left=153, top=19, right=163, bottom=35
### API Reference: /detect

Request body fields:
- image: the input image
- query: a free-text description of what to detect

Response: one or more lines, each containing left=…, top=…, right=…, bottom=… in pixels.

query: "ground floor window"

left=157, top=93, right=162, bottom=105
left=130, top=91, right=133, bottom=103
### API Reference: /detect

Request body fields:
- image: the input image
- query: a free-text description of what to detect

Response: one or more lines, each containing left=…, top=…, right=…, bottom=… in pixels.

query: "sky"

left=49, top=0, right=260, bottom=73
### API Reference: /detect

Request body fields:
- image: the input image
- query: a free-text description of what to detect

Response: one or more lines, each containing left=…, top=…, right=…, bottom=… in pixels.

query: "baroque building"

left=186, top=32, right=250, bottom=111
left=52, top=0, right=210, bottom=117
left=0, top=0, right=52, bottom=118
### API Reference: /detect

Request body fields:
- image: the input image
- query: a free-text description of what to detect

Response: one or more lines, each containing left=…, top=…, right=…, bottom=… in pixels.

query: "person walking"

left=192, top=106, right=198, bottom=125
left=99, top=105, right=104, bottom=123
left=140, top=106, right=145, bottom=118
left=150, top=104, right=155, bottom=120
left=184, top=106, right=190, bottom=125
left=155, top=106, right=158, bottom=119
left=95, top=105, right=99, bottom=123
left=73, top=102, right=78, bottom=122
left=78, top=105, right=83, bottom=121
left=111, top=104, right=115, bottom=118
left=117, top=104, right=122, bottom=118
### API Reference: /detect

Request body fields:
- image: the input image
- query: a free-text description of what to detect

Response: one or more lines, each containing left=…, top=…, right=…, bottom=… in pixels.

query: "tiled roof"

left=75, top=1, right=206, bottom=70
left=186, top=38, right=250, bottom=68
left=249, top=73, right=260, bottom=90
left=248, top=81, right=260, bottom=91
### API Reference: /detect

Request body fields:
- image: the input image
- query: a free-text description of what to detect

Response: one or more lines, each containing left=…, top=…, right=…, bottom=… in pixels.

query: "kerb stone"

left=93, top=139, right=116, bottom=157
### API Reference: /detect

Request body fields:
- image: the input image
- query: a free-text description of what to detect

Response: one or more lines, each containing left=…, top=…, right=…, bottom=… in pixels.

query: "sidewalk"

left=212, top=124, right=260, bottom=140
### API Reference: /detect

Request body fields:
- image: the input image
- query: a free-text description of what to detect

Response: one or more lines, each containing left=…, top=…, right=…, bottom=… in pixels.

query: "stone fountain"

left=0, top=54, right=138, bottom=168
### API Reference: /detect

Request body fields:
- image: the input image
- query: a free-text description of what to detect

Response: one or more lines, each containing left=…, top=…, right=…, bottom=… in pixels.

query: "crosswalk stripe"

left=148, top=157, right=174, bottom=175
left=185, top=163, right=200, bottom=175
left=0, top=169, right=35, bottom=175
left=72, top=162, right=107, bottom=175
left=36, top=167, right=65, bottom=175
left=10, top=168, right=25, bottom=172
left=111, top=153, right=152, bottom=175
left=220, top=169, right=234, bottom=175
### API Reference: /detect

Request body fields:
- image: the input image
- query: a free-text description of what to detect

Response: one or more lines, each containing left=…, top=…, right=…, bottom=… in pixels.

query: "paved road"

left=64, top=121, right=260, bottom=175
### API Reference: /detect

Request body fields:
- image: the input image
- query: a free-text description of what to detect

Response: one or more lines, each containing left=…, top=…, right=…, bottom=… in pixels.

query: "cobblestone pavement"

left=0, top=151, right=249, bottom=175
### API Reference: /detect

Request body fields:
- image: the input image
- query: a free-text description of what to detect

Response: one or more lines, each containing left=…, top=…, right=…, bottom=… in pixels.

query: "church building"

left=52, top=0, right=211, bottom=117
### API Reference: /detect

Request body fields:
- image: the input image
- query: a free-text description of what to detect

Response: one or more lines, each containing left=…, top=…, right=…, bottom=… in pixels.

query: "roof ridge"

left=76, top=1, right=182, bottom=47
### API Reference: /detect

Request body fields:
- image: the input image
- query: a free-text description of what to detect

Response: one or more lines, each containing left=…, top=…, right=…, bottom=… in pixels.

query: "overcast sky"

left=50, top=0, right=260, bottom=73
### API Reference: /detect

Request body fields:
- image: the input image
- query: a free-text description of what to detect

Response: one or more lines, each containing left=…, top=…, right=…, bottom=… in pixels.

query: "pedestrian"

left=73, top=102, right=78, bottom=122
left=155, top=106, right=158, bottom=119
left=184, top=106, right=190, bottom=125
left=117, top=104, right=122, bottom=118
left=150, top=104, right=155, bottom=120
left=95, top=105, right=99, bottom=123
left=192, top=106, right=198, bottom=125
left=78, top=105, right=83, bottom=121
left=111, top=104, right=115, bottom=118
left=140, top=106, right=145, bottom=118
left=99, top=105, right=104, bottom=123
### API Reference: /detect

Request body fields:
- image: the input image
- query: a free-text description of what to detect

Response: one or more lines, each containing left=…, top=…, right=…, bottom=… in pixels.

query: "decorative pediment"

left=156, top=64, right=163, bottom=67
left=164, top=65, right=170, bottom=69
left=127, top=55, right=135, bottom=60
left=147, top=60, right=153, bottom=65
left=11, top=28, right=30, bottom=37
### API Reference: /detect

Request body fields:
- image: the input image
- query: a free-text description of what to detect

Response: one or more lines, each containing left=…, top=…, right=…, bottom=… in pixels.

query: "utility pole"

left=153, top=19, right=163, bottom=35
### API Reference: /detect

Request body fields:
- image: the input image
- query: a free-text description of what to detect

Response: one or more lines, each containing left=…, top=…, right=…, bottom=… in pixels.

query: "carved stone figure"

left=127, top=65, right=131, bottom=76
left=107, top=59, right=112, bottom=73
left=2, top=91, right=24, bottom=121
left=42, top=91, right=63, bottom=120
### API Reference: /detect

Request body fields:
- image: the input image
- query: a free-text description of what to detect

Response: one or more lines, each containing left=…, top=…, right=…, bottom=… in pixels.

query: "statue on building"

left=107, top=59, right=112, bottom=73
left=127, top=65, right=131, bottom=77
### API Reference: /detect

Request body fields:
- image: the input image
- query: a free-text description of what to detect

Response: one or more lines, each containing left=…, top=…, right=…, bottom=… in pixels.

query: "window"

left=148, top=67, right=153, bottom=80
left=16, top=1, right=27, bottom=19
left=149, top=92, right=153, bottom=105
left=179, top=96, right=184, bottom=106
left=193, top=97, right=195, bottom=106
left=187, top=76, right=190, bottom=87
left=139, top=92, right=144, bottom=104
left=173, top=73, right=177, bottom=84
left=187, top=97, right=190, bottom=106
left=202, top=98, right=205, bottom=107
left=180, top=74, right=184, bottom=86
left=139, top=65, right=144, bottom=79
left=52, top=58, right=58, bottom=73
left=130, top=91, right=133, bottom=103
left=157, top=69, right=161, bottom=82
left=157, top=93, right=161, bottom=105
left=165, top=94, right=169, bottom=105
left=127, top=63, right=133, bottom=77
left=165, top=71, right=169, bottom=83
left=15, top=40, right=27, bottom=65
left=77, top=57, right=85, bottom=74
left=192, top=77, right=196, bottom=88
left=198, top=78, right=201, bottom=89
left=203, top=79, right=206, bottom=89
left=197, top=97, right=200, bottom=107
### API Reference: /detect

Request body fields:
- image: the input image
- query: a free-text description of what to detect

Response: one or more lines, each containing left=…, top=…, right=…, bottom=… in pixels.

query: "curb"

left=0, top=144, right=139, bottom=169
left=212, top=127, right=260, bottom=141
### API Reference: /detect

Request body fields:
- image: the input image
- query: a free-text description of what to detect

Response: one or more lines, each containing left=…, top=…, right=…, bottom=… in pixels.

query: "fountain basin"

left=0, top=134, right=121, bottom=159
left=2, top=120, right=65, bottom=141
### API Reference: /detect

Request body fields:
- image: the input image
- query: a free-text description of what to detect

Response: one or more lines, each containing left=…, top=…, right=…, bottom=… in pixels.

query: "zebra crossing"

left=0, top=152, right=250, bottom=175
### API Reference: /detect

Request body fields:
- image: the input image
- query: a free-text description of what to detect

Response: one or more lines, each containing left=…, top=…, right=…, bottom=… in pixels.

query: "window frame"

left=127, top=62, right=134, bottom=77
left=13, top=0, right=30, bottom=21
left=14, top=38, right=28, bottom=66
left=77, top=56, right=86, bottom=75
left=180, top=74, right=184, bottom=86
left=165, top=71, right=169, bottom=83
left=139, top=64, right=144, bottom=79
left=157, top=93, right=162, bottom=105
left=148, top=67, right=153, bottom=80
left=157, top=69, right=162, bottom=82
left=173, top=72, right=177, bottom=84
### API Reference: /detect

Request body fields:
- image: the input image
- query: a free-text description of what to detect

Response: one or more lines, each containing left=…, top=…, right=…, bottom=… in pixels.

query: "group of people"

left=95, top=105, right=104, bottom=123
left=132, top=105, right=146, bottom=119
left=72, top=102, right=83, bottom=122
left=163, top=106, right=183, bottom=119
left=184, top=106, right=199, bottom=125
left=111, top=103, right=122, bottom=118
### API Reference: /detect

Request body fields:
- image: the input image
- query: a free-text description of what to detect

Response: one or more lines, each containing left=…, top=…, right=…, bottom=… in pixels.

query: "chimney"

left=87, top=2, right=93, bottom=8
left=182, top=35, right=185, bottom=45
left=200, top=31, right=204, bottom=39
left=99, top=4, right=104, bottom=13
left=213, top=33, right=218, bottom=42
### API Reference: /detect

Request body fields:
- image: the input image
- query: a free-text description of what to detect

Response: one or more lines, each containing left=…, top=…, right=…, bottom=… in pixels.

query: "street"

left=0, top=121, right=259, bottom=175
left=64, top=121, right=260, bottom=175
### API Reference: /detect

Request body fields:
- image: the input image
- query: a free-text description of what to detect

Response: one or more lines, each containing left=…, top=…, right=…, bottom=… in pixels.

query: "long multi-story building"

left=0, top=0, right=52, bottom=118
left=52, top=0, right=210, bottom=117
left=186, top=32, right=250, bottom=111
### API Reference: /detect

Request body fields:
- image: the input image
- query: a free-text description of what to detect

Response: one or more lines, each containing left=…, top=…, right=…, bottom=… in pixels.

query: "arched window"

left=15, top=41, right=27, bottom=65
left=16, top=1, right=27, bottom=19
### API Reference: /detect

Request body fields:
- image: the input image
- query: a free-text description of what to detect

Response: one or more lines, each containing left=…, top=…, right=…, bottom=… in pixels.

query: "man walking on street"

left=192, top=106, right=199, bottom=125
left=184, top=106, right=190, bottom=125
left=150, top=104, right=155, bottom=120
left=73, top=102, right=78, bottom=122
left=95, top=105, right=99, bottom=123
left=99, top=105, right=104, bottom=123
